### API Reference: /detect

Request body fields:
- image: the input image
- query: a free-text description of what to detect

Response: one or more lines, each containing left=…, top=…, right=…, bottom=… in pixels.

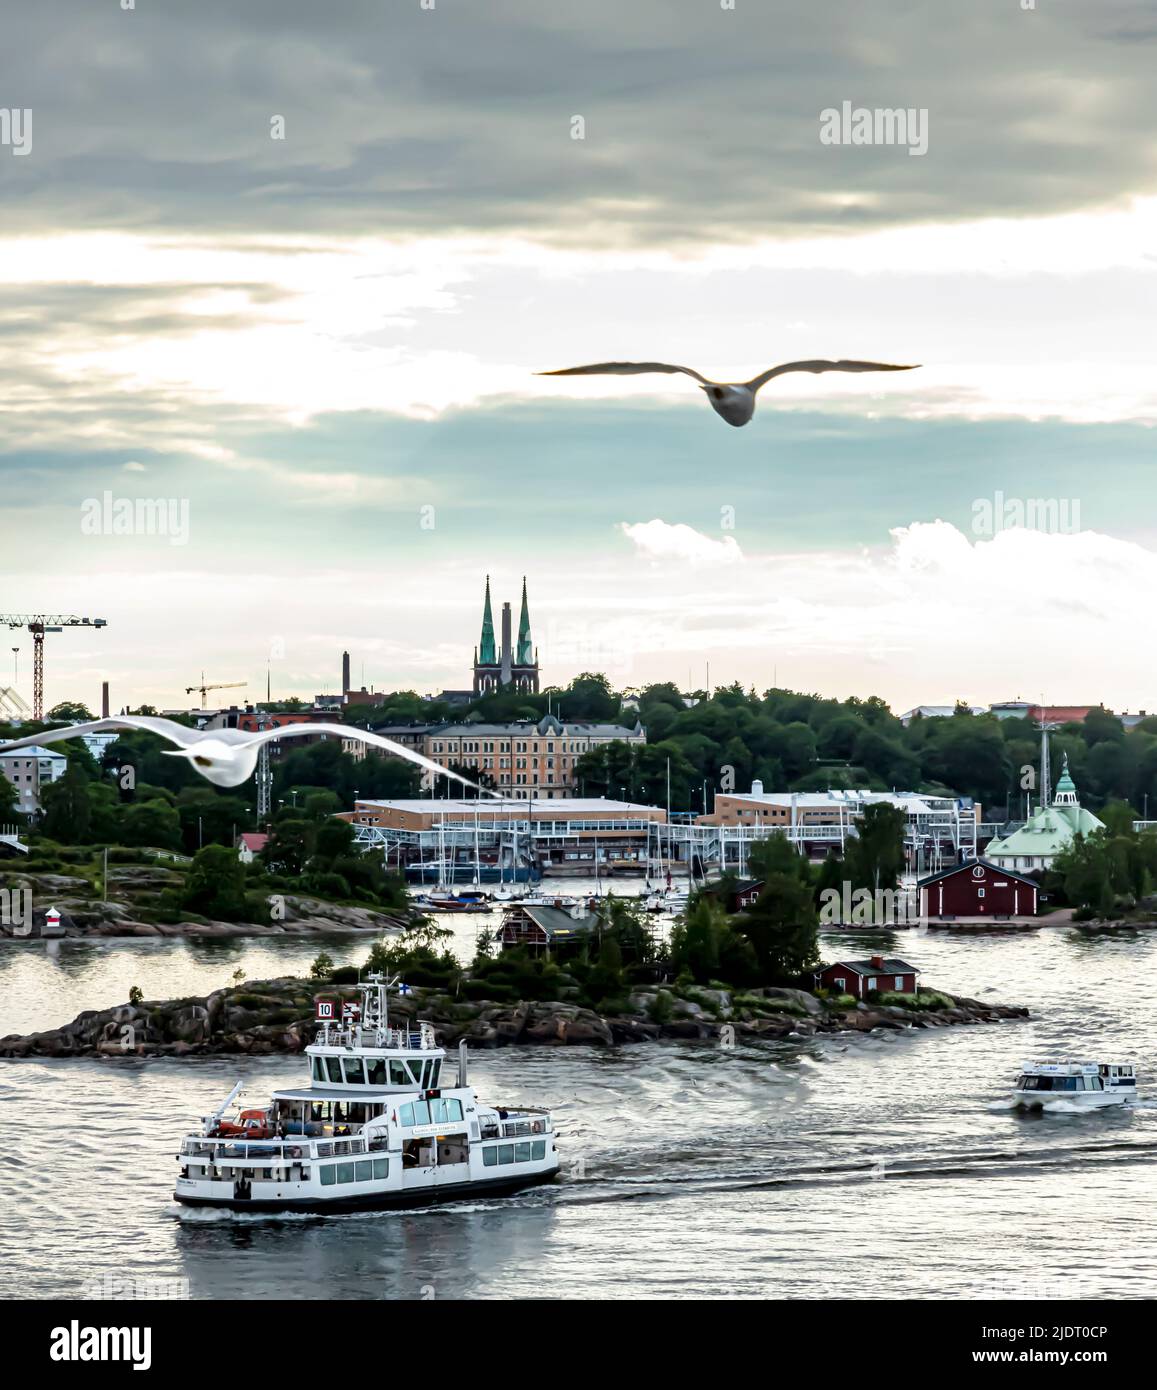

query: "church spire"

left=479, top=575, right=497, bottom=666
left=1053, top=753, right=1079, bottom=807
left=516, top=576, right=533, bottom=666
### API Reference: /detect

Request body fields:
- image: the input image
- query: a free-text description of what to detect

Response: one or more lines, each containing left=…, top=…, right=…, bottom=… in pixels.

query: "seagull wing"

left=537, top=361, right=710, bottom=385
left=241, top=722, right=499, bottom=797
left=0, top=715, right=200, bottom=755
left=745, top=359, right=921, bottom=393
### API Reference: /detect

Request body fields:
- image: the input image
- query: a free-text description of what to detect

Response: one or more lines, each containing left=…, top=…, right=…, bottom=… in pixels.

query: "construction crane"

left=185, top=674, right=246, bottom=710
left=0, top=615, right=108, bottom=721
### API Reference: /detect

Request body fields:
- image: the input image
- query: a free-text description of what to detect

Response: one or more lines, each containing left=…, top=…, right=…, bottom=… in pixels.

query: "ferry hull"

left=1011, top=1093, right=1130, bottom=1111
left=175, top=1166, right=559, bottom=1214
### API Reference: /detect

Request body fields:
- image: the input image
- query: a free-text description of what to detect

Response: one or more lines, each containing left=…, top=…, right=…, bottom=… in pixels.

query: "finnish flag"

left=397, top=982, right=412, bottom=996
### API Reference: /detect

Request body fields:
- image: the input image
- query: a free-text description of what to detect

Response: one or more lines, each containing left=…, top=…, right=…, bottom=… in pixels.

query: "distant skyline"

left=4, top=1, right=1157, bottom=716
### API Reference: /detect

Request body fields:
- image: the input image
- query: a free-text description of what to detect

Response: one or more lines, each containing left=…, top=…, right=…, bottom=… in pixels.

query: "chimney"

left=101, top=681, right=110, bottom=718
left=341, top=650, right=351, bottom=696
left=870, top=955, right=884, bottom=969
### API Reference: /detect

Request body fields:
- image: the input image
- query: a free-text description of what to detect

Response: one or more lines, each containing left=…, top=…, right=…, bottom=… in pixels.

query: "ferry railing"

left=181, top=1134, right=390, bottom=1163
left=316, top=1022, right=438, bottom=1050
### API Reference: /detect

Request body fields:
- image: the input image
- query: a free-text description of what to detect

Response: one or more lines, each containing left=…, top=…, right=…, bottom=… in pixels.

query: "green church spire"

left=479, top=576, right=497, bottom=665
left=516, top=576, right=533, bottom=666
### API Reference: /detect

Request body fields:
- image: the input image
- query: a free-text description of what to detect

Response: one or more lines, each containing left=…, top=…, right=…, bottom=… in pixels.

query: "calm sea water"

left=3, top=920, right=1157, bottom=1300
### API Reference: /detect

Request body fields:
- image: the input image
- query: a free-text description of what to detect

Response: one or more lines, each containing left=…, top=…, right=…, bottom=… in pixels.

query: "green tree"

left=310, top=951, right=336, bottom=980
left=0, top=774, right=19, bottom=823
left=40, top=761, right=92, bottom=843
left=46, top=702, right=93, bottom=721
left=669, top=896, right=723, bottom=983
left=182, top=844, right=248, bottom=920
left=120, top=798, right=182, bottom=850
left=844, top=803, right=906, bottom=893
left=737, top=872, right=820, bottom=984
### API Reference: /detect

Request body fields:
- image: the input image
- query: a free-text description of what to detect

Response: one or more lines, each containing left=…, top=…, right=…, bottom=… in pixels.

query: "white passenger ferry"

left=174, top=974, right=559, bottom=1212
left=1011, top=1059, right=1138, bottom=1110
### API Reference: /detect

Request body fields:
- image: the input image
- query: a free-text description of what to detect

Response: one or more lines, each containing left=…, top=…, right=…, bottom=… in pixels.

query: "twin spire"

left=474, top=576, right=539, bottom=694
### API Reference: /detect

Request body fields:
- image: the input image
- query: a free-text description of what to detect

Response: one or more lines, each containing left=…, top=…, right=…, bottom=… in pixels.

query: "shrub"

left=647, top=991, right=674, bottom=1023
left=462, top=978, right=515, bottom=1001
left=310, top=951, right=336, bottom=980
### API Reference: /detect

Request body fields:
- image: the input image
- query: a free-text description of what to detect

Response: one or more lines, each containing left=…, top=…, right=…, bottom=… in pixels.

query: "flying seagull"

left=0, top=716, right=494, bottom=795
left=537, top=358, right=920, bottom=427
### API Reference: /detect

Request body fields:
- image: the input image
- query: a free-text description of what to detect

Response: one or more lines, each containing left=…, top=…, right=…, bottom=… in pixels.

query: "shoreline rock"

left=0, top=975, right=1029, bottom=1058
left=0, top=889, right=410, bottom=940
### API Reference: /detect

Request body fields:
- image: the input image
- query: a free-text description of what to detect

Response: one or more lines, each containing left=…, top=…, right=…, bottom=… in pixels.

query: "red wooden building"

left=918, top=858, right=1038, bottom=919
left=813, top=955, right=919, bottom=1000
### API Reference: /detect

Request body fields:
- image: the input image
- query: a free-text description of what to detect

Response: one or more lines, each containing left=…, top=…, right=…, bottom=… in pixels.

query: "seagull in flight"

left=0, top=716, right=494, bottom=795
left=537, top=358, right=920, bottom=427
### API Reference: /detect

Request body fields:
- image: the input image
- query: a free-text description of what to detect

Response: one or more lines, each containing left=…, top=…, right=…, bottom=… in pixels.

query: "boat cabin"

left=1015, top=1060, right=1136, bottom=1094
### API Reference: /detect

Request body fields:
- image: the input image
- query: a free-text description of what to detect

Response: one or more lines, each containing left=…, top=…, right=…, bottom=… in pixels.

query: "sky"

left=3, top=0, right=1157, bottom=716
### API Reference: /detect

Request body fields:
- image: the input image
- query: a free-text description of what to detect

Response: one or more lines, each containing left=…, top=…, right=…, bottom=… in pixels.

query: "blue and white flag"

left=397, top=982, right=412, bottom=996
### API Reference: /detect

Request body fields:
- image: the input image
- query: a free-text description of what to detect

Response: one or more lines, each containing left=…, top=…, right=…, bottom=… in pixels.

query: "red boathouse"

left=918, top=858, right=1038, bottom=919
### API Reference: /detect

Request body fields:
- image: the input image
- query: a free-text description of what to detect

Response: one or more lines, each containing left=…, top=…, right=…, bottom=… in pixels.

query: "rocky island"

left=0, top=972, right=1029, bottom=1057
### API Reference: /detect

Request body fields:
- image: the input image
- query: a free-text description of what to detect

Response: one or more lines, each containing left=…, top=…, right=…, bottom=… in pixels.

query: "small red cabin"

left=814, top=956, right=919, bottom=1000
left=918, top=858, right=1038, bottom=919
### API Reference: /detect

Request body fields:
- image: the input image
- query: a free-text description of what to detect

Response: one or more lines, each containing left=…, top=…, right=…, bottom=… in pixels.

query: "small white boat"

left=1011, top=1059, right=1138, bottom=1110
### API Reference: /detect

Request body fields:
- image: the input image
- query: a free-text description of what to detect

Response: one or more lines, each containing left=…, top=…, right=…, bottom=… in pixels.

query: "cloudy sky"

left=3, top=0, right=1157, bottom=715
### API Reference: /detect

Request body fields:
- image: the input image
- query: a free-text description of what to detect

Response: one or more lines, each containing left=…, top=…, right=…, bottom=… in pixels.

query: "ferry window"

left=311, top=1057, right=325, bottom=1083
left=448, top=1099, right=463, bottom=1121
left=405, top=1062, right=424, bottom=1086
left=430, top=1099, right=446, bottom=1122
left=412, top=1101, right=431, bottom=1125
left=389, top=1061, right=410, bottom=1085
left=483, top=1147, right=498, bottom=1167
left=372, top=1158, right=389, bottom=1179
left=516, top=1142, right=532, bottom=1162
left=398, top=1103, right=414, bottom=1127
left=355, top=1160, right=373, bottom=1182
left=325, top=1057, right=343, bottom=1083
left=343, top=1058, right=366, bottom=1086
left=532, top=1141, right=546, bottom=1160
left=336, top=1162, right=355, bottom=1184
left=366, top=1058, right=387, bottom=1086
left=498, top=1144, right=514, bottom=1165
left=320, top=1165, right=337, bottom=1186
left=427, top=1061, right=441, bottom=1088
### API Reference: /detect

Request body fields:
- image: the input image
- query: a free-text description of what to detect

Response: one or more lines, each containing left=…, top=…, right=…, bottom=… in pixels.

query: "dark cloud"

left=1, top=0, right=1155, bottom=244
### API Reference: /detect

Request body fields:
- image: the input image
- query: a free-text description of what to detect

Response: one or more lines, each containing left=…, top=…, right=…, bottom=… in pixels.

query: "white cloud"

left=11, top=520, right=1157, bottom=716
left=619, top=519, right=744, bottom=567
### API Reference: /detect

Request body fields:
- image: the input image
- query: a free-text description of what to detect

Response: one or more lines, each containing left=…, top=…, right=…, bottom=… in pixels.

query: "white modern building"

left=0, top=744, right=67, bottom=814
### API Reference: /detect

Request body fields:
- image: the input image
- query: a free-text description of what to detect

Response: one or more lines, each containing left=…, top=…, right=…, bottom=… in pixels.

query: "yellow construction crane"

left=185, top=674, right=246, bottom=710
left=0, top=614, right=108, bottom=720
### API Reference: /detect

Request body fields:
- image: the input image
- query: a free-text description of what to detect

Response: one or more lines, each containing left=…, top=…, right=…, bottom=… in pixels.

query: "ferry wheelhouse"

left=174, top=974, right=559, bottom=1212
left=1011, top=1060, right=1138, bottom=1110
